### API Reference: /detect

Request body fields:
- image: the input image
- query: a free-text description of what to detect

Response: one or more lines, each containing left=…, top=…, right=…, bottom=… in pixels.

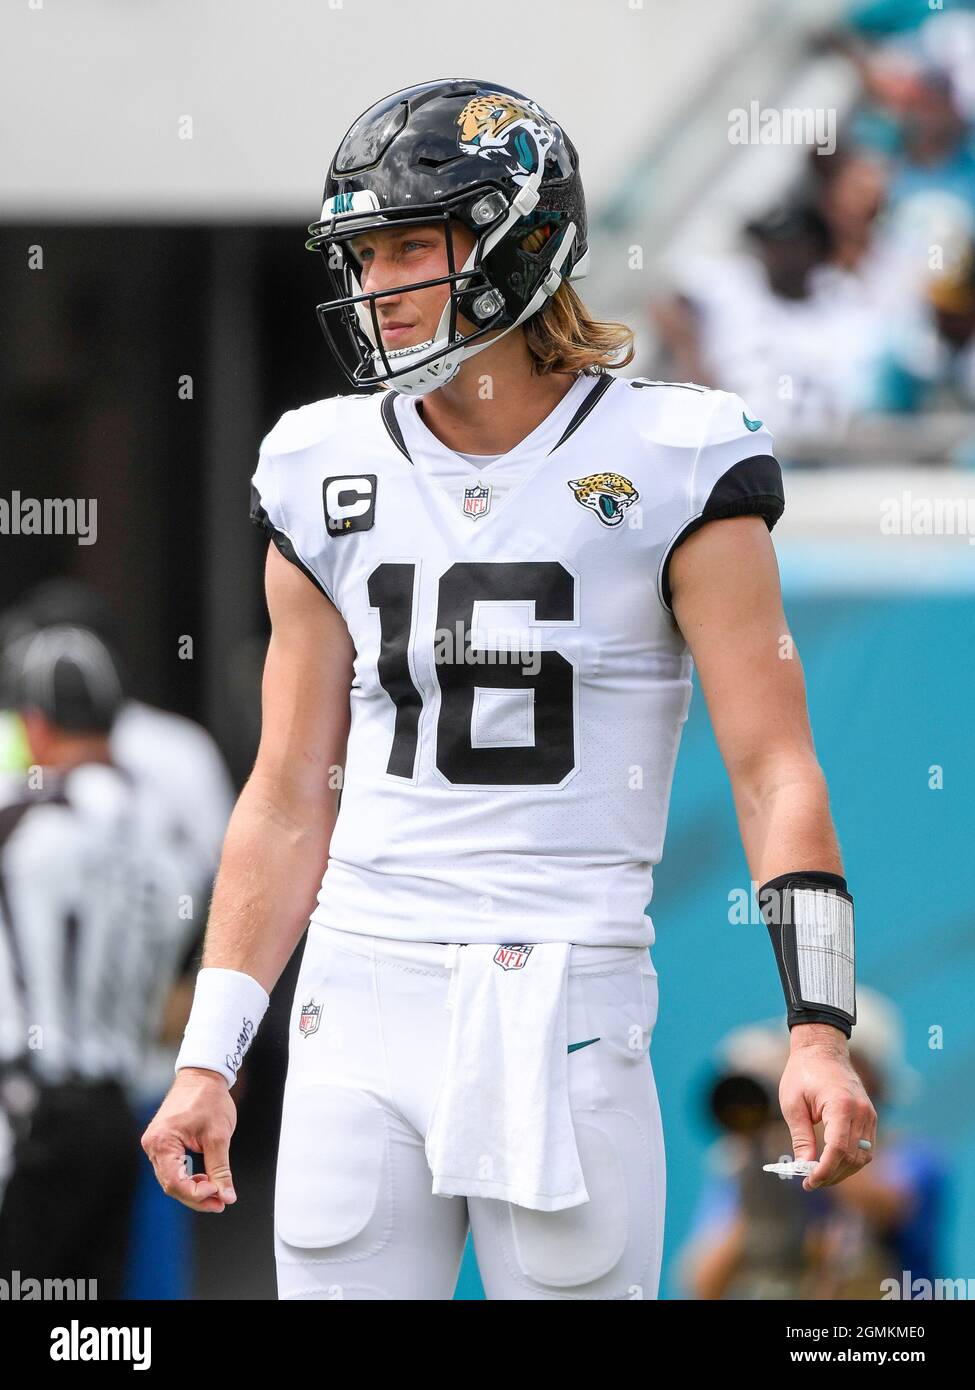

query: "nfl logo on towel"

left=494, top=945, right=534, bottom=971
left=463, top=483, right=491, bottom=519
left=298, top=998, right=322, bottom=1036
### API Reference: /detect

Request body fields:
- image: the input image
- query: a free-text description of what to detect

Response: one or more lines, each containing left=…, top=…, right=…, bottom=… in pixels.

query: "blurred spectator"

left=678, top=988, right=948, bottom=1299
left=805, top=144, right=888, bottom=277
left=885, top=65, right=975, bottom=212
left=837, top=8, right=975, bottom=203
left=676, top=1022, right=820, bottom=1299
left=845, top=0, right=975, bottom=44
left=915, top=10, right=975, bottom=124
left=0, top=626, right=188, bottom=1297
left=867, top=240, right=975, bottom=412
left=653, top=204, right=883, bottom=443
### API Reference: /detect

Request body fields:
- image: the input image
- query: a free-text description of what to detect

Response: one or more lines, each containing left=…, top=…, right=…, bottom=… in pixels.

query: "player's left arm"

left=669, top=514, right=877, bottom=1191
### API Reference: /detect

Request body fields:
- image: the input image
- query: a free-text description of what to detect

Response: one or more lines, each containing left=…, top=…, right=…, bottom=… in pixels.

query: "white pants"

left=274, top=922, right=666, bottom=1300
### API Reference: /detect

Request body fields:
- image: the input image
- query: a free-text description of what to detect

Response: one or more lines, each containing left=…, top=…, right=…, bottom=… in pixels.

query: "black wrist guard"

left=758, top=871, right=855, bottom=1039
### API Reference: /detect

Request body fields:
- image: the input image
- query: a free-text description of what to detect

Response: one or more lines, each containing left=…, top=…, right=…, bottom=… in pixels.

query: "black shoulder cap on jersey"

left=249, top=483, right=336, bottom=604
left=661, top=454, right=785, bottom=612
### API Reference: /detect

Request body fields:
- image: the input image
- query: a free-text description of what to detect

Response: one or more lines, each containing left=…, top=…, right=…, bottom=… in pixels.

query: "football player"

left=143, top=79, right=876, bottom=1301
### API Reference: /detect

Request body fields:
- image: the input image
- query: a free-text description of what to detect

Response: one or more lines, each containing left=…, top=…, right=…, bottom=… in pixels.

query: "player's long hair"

left=523, top=280, right=635, bottom=376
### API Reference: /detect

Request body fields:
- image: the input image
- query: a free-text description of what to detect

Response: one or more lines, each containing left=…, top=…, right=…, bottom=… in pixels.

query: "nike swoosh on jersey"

left=567, top=1037, right=601, bottom=1053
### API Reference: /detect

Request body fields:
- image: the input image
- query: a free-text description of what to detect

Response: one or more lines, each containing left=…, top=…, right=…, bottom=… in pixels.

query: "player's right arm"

left=197, top=543, right=354, bottom=988
left=141, top=544, right=354, bottom=1212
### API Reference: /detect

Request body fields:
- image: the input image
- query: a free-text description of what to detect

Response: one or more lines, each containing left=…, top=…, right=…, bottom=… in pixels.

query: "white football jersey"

left=251, top=373, right=783, bottom=946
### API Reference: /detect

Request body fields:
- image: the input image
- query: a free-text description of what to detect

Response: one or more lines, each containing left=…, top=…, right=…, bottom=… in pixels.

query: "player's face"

left=349, top=221, right=477, bottom=350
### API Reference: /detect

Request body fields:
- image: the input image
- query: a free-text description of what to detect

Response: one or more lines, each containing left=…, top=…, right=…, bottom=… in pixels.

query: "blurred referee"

left=0, top=625, right=184, bottom=1298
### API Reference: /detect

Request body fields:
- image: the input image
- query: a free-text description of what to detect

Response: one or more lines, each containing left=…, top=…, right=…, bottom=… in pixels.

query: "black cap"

left=7, top=625, right=124, bottom=734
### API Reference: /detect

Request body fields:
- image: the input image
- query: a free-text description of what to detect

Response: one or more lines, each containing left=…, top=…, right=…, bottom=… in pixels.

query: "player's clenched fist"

left=141, top=1068, right=238, bottom=1213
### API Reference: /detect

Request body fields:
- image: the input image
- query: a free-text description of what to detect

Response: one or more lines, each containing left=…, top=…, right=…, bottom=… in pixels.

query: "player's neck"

left=415, top=334, right=577, bottom=455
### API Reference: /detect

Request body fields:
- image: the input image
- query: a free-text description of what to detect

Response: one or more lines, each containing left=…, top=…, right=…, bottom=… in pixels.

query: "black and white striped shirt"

left=0, top=762, right=189, bottom=1089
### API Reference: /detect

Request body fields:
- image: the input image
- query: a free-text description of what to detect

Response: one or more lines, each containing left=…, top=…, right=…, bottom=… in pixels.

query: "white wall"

left=0, top=0, right=770, bottom=221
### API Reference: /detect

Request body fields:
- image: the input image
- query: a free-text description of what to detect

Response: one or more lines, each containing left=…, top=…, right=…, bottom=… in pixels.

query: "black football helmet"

left=305, top=78, right=590, bottom=396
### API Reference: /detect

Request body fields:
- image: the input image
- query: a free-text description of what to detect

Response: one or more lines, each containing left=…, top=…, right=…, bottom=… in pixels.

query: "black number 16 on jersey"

left=367, top=561, right=577, bottom=787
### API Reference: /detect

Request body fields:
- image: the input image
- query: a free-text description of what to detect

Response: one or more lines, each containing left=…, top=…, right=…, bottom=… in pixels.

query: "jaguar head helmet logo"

left=456, top=93, right=558, bottom=184
left=457, top=95, right=531, bottom=147
left=567, top=473, right=640, bottom=527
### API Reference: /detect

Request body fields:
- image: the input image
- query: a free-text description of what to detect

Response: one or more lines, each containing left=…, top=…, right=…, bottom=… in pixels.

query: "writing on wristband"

left=758, top=872, right=855, bottom=1038
left=175, top=967, right=270, bottom=1086
left=226, top=1016, right=257, bottom=1078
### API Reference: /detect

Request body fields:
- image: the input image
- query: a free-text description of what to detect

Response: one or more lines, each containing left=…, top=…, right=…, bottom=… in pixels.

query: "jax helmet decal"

left=455, top=93, right=558, bottom=186
left=305, top=78, right=589, bottom=397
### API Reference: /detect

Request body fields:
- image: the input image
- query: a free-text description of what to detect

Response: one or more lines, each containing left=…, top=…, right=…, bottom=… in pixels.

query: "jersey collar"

left=381, top=372, right=611, bottom=470
left=379, top=373, right=617, bottom=535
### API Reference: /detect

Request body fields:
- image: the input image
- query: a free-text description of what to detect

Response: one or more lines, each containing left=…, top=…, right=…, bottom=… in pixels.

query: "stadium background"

left=1, top=0, right=972, bottom=1298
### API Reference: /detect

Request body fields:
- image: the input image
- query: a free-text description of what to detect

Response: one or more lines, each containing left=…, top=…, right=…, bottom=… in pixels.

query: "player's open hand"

left=778, top=1026, right=877, bottom=1192
left=141, top=1068, right=238, bottom=1213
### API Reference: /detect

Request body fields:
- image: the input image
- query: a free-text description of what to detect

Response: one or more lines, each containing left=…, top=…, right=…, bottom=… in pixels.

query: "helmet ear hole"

left=519, top=222, right=555, bottom=255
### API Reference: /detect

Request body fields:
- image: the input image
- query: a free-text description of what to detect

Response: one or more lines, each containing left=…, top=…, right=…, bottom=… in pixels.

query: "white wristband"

left=175, top=967, right=270, bottom=1087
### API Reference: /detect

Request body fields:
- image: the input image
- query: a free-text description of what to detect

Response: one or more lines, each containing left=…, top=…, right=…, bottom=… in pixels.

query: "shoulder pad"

left=259, top=393, right=374, bottom=457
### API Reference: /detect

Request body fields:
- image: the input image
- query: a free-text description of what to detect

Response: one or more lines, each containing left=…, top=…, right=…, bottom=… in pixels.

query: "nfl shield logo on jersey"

left=298, top=998, right=322, bottom=1037
left=463, top=483, right=491, bottom=519
left=494, top=945, right=534, bottom=971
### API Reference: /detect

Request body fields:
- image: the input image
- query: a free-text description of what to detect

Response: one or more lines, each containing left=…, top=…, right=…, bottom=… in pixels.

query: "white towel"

left=424, top=942, right=590, bottom=1211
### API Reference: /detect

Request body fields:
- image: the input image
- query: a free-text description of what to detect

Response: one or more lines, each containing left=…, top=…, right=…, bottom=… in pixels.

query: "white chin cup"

left=569, top=246, right=590, bottom=281
left=378, top=338, right=464, bottom=397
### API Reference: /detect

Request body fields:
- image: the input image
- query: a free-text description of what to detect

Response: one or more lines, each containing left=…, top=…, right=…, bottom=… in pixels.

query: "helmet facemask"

left=308, top=199, right=510, bottom=396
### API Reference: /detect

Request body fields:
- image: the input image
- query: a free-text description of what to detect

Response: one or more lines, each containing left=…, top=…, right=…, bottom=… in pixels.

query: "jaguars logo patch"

left=567, top=473, right=640, bottom=528
left=456, top=93, right=558, bottom=186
